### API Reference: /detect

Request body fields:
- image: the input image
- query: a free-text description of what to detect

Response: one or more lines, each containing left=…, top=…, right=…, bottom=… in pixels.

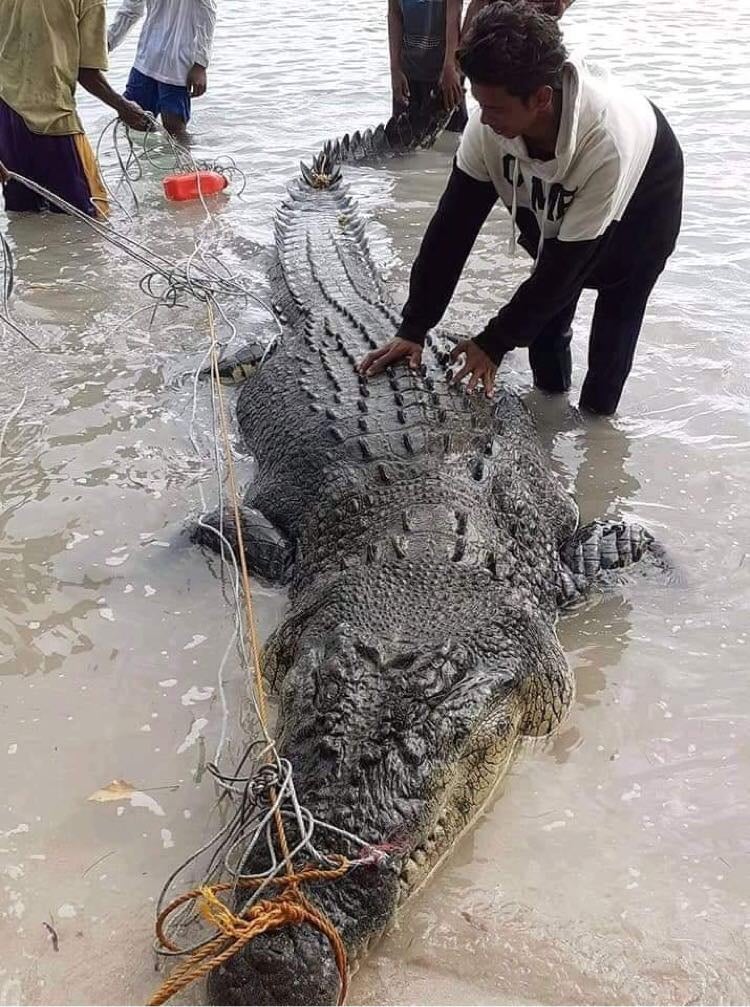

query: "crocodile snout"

left=208, top=923, right=342, bottom=1006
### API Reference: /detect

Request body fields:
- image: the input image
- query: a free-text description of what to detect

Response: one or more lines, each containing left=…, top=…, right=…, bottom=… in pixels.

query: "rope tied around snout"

left=149, top=857, right=351, bottom=1006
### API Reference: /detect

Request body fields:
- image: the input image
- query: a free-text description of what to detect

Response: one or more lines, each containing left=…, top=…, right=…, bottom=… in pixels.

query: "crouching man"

left=361, top=0, right=683, bottom=415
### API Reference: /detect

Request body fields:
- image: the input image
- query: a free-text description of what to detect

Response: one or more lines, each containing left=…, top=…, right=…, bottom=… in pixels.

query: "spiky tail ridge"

left=316, top=92, right=455, bottom=167
left=299, top=150, right=343, bottom=190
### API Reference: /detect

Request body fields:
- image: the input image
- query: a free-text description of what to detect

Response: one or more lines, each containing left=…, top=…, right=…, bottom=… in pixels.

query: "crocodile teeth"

left=401, top=857, right=420, bottom=887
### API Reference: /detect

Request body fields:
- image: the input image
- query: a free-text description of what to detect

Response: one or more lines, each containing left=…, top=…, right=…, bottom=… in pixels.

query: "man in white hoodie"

left=359, top=0, right=683, bottom=415
left=108, top=0, right=216, bottom=139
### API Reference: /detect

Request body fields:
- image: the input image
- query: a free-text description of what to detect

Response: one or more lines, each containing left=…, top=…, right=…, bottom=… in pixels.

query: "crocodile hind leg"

left=557, top=518, right=661, bottom=607
left=192, top=504, right=294, bottom=585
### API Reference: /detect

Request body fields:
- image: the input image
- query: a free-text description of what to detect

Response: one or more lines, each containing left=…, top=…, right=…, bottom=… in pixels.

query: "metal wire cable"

left=0, top=138, right=386, bottom=965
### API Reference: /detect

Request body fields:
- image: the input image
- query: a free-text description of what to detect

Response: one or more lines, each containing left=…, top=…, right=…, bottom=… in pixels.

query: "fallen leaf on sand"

left=87, top=779, right=138, bottom=803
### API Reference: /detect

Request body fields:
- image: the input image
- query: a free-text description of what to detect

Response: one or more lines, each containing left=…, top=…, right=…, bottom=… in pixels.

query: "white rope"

left=0, top=141, right=384, bottom=957
left=0, top=386, right=28, bottom=465
left=0, top=129, right=281, bottom=352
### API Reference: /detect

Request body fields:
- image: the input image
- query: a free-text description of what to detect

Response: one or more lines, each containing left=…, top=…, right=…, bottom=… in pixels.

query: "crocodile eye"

left=389, top=650, right=419, bottom=673
left=323, top=680, right=342, bottom=704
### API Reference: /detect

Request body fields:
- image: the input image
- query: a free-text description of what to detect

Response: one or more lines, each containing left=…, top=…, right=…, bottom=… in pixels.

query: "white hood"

left=457, top=54, right=657, bottom=261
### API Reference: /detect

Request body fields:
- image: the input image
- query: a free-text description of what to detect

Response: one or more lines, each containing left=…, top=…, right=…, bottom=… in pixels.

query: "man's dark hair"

left=457, top=1, right=568, bottom=98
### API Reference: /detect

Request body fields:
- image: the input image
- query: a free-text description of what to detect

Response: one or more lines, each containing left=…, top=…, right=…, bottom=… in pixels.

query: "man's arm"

left=388, top=0, right=409, bottom=108
left=107, top=0, right=145, bottom=52
left=358, top=163, right=497, bottom=376
left=77, top=2, right=149, bottom=129
left=438, top=0, right=463, bottom=109
left=188, top=0, right=217, bottom=96
left=77, top=69, right=150, bottom=129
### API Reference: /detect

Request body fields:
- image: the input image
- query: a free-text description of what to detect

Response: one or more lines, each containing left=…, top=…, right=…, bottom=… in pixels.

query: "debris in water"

left=81, top=850, right=116, bottom=877
left=42, top=920, right=59, bottom=951
left=88, top=780, right=137, bottom=802
left=88, top=780, right=169, bottom=816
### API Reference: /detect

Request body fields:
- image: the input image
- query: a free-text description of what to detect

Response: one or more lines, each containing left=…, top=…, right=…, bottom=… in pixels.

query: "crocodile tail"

left=299, top=149, right=343, bottom=190
left=316, top=91, right=454, bottom=165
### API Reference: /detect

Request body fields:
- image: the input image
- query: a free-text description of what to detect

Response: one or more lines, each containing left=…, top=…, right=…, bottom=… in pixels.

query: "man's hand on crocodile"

left=357, top=337, right=423, bottom=377
left=449, top=338, right=498, bottom=398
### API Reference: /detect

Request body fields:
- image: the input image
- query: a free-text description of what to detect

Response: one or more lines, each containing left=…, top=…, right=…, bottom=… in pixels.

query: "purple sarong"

left=0, top=98, right=97, bottom=216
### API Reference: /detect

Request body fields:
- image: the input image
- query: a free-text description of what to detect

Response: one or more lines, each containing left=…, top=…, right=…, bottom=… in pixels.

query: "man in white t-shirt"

left=108, top=0, right=216, bottom=139
left=359, top=0, right=683, bottom=415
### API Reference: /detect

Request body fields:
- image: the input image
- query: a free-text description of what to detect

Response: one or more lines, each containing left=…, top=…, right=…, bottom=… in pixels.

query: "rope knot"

left=149, top=857, right=352, bottom=1006
left=197, top=884, right=249, bottom=937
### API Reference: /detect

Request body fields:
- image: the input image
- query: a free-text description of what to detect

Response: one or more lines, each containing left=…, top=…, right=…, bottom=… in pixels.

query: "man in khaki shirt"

left=0, top=0, right=149, bottom=217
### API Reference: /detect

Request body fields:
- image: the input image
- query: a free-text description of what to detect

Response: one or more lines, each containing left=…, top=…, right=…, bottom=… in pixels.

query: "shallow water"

left=2, top=0, right=749, bottom=1004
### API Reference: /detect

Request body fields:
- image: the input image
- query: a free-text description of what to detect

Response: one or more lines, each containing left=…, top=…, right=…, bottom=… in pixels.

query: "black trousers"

left=529, top=105, right=683, bottom=415
left=393, top=77, right=468, bottom=134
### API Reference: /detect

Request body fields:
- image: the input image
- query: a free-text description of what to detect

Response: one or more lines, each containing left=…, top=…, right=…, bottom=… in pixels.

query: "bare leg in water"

left=161, top=112, right=190, bottom=146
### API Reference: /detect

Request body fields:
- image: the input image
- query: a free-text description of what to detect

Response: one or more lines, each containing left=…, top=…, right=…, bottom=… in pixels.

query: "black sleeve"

left=473, top=232, right=608, bottom=364
left=395, top=162, right=498, bottom=345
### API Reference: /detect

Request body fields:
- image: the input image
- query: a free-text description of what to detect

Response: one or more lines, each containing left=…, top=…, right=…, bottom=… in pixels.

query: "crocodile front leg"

left=556, top=518, right=660, bottom=607
left=192, top=504, right=294, bottom=585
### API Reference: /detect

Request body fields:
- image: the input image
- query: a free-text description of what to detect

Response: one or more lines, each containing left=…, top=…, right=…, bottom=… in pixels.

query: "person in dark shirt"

left=462, top=0, right=573, bottom=36
left=388, top=0, right=468, bottom=133
left=362, top=1, right=683, bottom=416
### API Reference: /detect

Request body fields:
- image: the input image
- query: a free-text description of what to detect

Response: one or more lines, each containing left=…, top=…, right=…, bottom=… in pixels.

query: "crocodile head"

left=209, top=615, right=568, bottom=1004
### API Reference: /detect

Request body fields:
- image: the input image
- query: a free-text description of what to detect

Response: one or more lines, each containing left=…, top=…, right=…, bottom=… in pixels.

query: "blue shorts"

left=124, top=67, right=191, bottom=124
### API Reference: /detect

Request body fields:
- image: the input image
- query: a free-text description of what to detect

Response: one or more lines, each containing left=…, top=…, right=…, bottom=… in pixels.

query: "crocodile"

left=317, top=90, right=454, bottom=165
left=193, top=151, right=659, bottom=1004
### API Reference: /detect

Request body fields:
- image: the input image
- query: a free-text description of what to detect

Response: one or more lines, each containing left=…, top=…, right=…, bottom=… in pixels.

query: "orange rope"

left=148, top=306, right=351, bottom=1005
left=208, top=316, right=294, bottom=866
left=149, top=861, right=351, bottom=1006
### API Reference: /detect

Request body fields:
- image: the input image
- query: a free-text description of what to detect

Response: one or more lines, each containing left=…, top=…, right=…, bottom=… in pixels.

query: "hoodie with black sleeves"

left=395, top=56, right=681, bottom=363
